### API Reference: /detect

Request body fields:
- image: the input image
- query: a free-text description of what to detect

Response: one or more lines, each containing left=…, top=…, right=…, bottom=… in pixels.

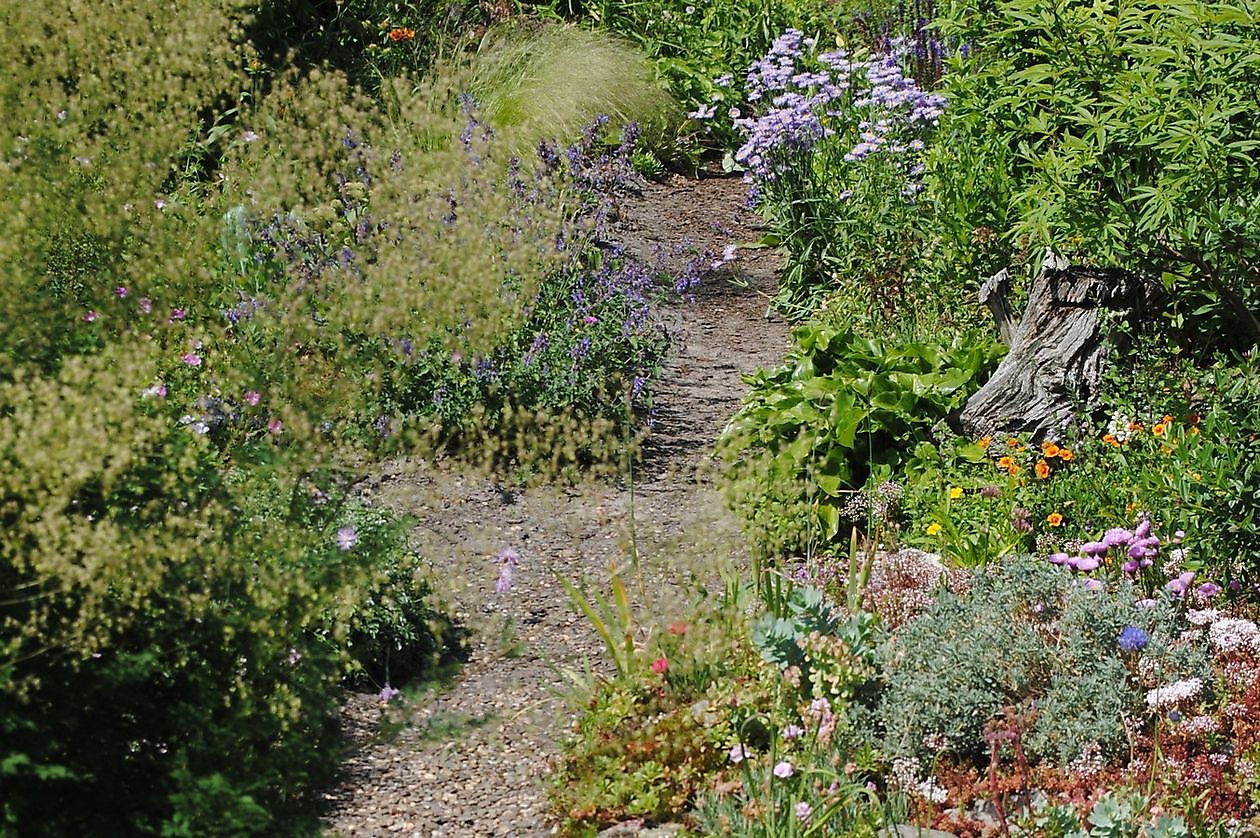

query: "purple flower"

left=267, top=417, right=283, bottom=434
left=169, top=308, right=187, bottom=321
left=782, top=724, right=805, bottom=740
left=1166, top=570, right=1196, bottom=598
left=114, top=286, right=128, bottom=298
left=83, top=310, right=98, bottom=323
left=1196, top=582, right=1221, bottom=599
left=138, top=297, right=153, bottom=314
left=773, top=760, right=795, bottom=778
left=494, top=547, right=520, bottom=593
left=335, top=526, right=357, bottom=550
left=729, top=743, right=750, bottom=763
left=1103, top=527, right=1133, bottom=548
left=1118, top=625, right=1150, bottom=652
left=1081, top=541, right=1109, bottom=557
left=378, top=683, right=401, bottom=703
left=182, top=353, right=201, bottom=366
left=244, top=390, right=261, bottom=406
left=794, top=802, right=812, bottom=821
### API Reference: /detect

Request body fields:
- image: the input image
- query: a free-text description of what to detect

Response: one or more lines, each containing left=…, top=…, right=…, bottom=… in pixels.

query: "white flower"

left=1145, top=677, right=1204, bottom=709
left=1209, top=617, right=1260, bottom=654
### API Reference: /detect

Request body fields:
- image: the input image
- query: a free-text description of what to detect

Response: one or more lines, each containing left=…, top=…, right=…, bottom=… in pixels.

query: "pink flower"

left=650, top=657, right=669, bottom=674
left=667, top=621, right=687, bottom=636
left=773, top=761, right=794, bottom=778
left=582, top=315, right=599, bottom=326
left=169, top=308, right=187, bottom=321
left=378, top=683, right=401, bottom=703
left=243, top=390, right=261, bottom=406
left=728, top=743, right=750, bottom=764
left=138, top=297, right=153, bottom=314
left=83, top=310, right=98, bottom=323
left=181, top=353, right=201, bottom=366
left=267, top=418, right=283, bottom=434
left=114, top=286, right=128, bottom=298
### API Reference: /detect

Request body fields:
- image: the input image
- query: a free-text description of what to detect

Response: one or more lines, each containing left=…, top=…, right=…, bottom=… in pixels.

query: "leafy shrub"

left=718, top=320, right=1004, bottom=557
left=934, top=0, right=1260, bottom=347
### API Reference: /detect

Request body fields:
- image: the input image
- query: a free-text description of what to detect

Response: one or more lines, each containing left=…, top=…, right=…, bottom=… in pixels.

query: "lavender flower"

left=494, top=547, right=520, bottom=593
left=378, top=683, right=401, bottom=703
left=336, top=526, right=357, bottom=551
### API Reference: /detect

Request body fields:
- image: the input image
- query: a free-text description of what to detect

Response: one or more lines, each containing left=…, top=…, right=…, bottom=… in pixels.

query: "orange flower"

left=1006, top=438, right=1020, bottom=448
left=1102, top=433, right=1120, bottom=447
left=1161, top=414, right=1173, bottom=424
left=1128, top=420, right=1143, bottom=433
left=998, top=455, right=1015, bottom=470
left=1058, top=448, right=1074, bottom=461
left=1008, top=464, right=1021, bottom=476
left=1047, top=512, right=1064, bottom=527
left=978, top=435, right=993, bottom=447
left=388, top=26, right=416, bottom=41
left=1035, top=459, right=1051, bottom=479
left=1189, top=426, right=1200, bottom=436
left=1152, top=422, right=1167, bottom=437
left=1041, top=441, right=1060, bottom=458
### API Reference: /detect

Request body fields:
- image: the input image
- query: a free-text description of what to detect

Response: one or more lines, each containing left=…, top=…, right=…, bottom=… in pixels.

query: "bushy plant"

left=878, top=557, right=1210, bottom=769
left=718, top=320, right=1003, bottom=558
left=934, top=0, right=1260, bottom=347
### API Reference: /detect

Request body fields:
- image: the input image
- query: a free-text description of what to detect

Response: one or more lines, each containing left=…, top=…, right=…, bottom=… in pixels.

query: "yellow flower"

left=1047, top=512, right=1064, bottom=527
left=949, top=486, right=964, bottom=500
left=978, top=435, right=992, bottom=447
left=1152, top=422, right=1167, bottom=437
left=926, top=522, right=942, bottom=536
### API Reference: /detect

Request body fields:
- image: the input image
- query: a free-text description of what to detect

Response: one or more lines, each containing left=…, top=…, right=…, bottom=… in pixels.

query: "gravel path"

left=322, top=174, right=788, bottom=837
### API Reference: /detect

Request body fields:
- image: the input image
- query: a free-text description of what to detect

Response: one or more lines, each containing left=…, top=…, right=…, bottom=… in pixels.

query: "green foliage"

left=718, top=320, right=1004, bottom=558
left=878, top=557, right=1209, bottom=769
left=935, top=0, right=1260, bottom=345
left=468, top=22, right=681, bottom=151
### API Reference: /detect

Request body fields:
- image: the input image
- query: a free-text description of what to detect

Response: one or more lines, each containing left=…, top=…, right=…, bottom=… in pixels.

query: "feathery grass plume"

left=466, top=20, right=681, bottom=150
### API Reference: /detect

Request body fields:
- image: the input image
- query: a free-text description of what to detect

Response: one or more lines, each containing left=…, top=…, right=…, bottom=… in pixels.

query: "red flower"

left=667, top=621, right=687, bottom=636
left=650, top=657, right=668, bottom=674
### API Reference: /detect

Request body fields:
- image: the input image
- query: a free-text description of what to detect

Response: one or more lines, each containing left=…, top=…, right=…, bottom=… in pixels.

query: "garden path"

left=323, top=173, right=788, bottom=837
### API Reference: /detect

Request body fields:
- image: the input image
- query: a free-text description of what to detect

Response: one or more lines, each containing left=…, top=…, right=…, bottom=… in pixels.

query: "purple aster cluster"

left=718, top=28, right=945, bottom=194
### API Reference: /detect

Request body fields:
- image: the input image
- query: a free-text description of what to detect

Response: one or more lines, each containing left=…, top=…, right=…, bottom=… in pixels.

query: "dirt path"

left=322, top=174, right=788, bottom=837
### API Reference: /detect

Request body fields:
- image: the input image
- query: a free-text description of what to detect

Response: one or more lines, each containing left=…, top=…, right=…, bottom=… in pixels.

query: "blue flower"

left=1118, top=625, right=1149, bottom=653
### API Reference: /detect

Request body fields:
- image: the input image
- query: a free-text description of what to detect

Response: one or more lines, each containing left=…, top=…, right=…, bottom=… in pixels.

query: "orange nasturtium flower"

left=1047, top=512, right=1064, bottom=527
left=997, top=455, right=1015, bottom=470
left=1041, top=441, right=1060, bottom=458
left=1152, top=421, right=1167, bottom=437
left=1008, top=463, right=1021, bottom=476
left=1058, top=448, right=1074, bottom=461
left=1102, top=433, right=1120, bottom=447
left=978, top=435, right=993, bottom=447
left=1035, top=459, right=1052, bottom=479
left=388, top=26, right=416, bottom=41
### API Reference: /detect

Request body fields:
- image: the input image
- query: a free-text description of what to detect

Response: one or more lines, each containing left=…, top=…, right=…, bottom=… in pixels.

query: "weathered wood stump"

left=959, top=252, right=1154, bottom=441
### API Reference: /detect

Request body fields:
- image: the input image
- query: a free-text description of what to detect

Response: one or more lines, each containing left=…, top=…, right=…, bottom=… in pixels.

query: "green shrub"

left=718, top=320, right=1004, bottom=558
left=467, top=21, right=681, bottom=151
left=935, top=0, right=1260, bottom=347
left=878, top=557, right=1210, bottom=769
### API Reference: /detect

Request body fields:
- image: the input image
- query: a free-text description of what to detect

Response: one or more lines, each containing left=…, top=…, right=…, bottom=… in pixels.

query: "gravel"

left=322, top=173, right=788, bottom=837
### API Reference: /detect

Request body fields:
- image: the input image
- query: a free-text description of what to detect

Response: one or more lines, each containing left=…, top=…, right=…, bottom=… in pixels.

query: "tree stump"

left=958, top=252, right=1153, bottom=441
